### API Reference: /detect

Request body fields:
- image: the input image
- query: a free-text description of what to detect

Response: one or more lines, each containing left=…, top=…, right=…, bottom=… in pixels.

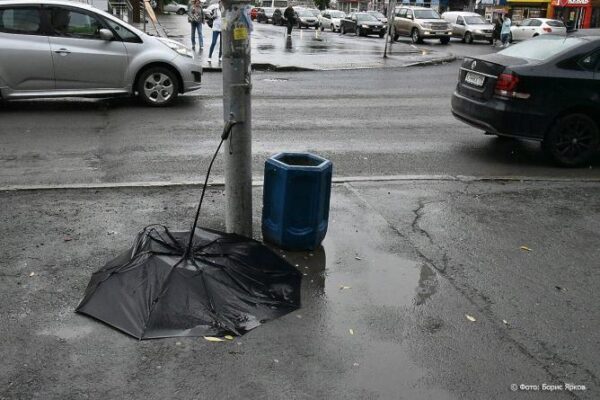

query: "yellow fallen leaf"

left=520, top=246, right=532, bottom=252
left=224, top=335, right=234, bottom=340
left=349, top=329, right=354, bottom=335
left=203, top=336, right=225, bottom=342
left=465, top=314, right=476, bottom=322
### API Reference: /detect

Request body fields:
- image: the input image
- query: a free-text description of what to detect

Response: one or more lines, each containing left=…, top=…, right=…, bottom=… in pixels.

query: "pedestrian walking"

left=208, top=3, right=222, bottom=61
left=284, top=5, right=295, bottom=36
left=492, top=14, right=502, bottom=47
left=501, top=13, right=512, bottom=47
left=188, top=0, right=204, bottom=50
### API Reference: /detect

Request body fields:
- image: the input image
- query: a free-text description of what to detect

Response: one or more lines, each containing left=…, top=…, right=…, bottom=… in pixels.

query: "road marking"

left=2, top=175, right=599, bottom=192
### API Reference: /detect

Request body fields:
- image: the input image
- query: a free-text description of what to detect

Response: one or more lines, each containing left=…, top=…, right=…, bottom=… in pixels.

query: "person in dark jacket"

left=284, top=6, right=295, bottom=36
left=492, top=14, right=503, bottom=47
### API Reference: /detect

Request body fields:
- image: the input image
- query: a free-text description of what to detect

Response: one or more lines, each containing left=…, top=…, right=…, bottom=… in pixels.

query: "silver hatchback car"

left=0, top=0, right=202, bottom=106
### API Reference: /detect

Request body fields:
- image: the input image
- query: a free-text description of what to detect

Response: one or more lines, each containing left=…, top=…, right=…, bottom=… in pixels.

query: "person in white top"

left=208, top=3, right=222, bottom=61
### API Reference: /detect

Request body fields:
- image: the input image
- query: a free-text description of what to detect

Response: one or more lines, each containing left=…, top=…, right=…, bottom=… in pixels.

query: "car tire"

left=489, top=38, right=494, bottom=44
left=331, top=24, right=335, bottom=32
left=543, top=113, right=600, bottom=167
left=176, top=8, right=186, bottom=15
left=440, top=37, right=450, bottom=45
left=465, top=31, right=473, bottom=44
left=411, top=28, right=421, bottom=44
left=138, top=67, right=178, bottom=107
left=341, top=25, right=345, bottom=35
left=379, top=31, right=385, bottom=38
left=357, top=27, right=362, bottom=36
left=393, top=32, right=399, bottom=41
left=509, top=33, right=513, bottom=43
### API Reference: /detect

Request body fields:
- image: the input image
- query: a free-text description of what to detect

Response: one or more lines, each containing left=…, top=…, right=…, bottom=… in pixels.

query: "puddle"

left=38, top=324, right=94, bottom=340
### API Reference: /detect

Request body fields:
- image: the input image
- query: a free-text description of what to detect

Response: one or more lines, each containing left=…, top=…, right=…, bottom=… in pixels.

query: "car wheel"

left=411, top=28, right=421, bottom=44
left=330, top=24, right=335, bottom=32
left=341, top=26, right=345, bottom=35
left=489, top=38, right=494, bottom=44
left=176, top=8, right=185, bottom=15
left=465, top=31, right=473, bottom=44
left=379, top=31, right=385, bottom=38
left=393, top=32, right=399, bottom=41
left=357, top=27, right=362, bottom=36
left=138, top=67, right=178, bottom=107
left=509, top=33, right=513, bottom=43
left=440, top=37, right=450, bottom=44
left=543, top=113, right=600, bottom=167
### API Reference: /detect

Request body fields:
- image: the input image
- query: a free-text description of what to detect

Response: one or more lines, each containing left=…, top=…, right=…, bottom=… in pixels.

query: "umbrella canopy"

left=77, top=225, right=302, bottom=339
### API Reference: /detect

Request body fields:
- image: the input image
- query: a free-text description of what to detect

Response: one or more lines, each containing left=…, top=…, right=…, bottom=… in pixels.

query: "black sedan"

left=451, top=35, right=600, bottom=166
left=340, top=12, right=385, bottom=37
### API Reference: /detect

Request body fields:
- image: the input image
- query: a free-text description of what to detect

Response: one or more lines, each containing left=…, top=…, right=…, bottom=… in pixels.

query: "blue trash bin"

left=262, top=152, right=333, bottom=251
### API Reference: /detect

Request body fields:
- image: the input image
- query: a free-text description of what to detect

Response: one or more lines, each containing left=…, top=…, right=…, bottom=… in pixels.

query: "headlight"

left=421, top=23, right=432, bottom=29
left=362, top=24, right=369, bottom=28
left=158, top=38, right=193, bottom=58
left=474, top=29, right=483, bottom=34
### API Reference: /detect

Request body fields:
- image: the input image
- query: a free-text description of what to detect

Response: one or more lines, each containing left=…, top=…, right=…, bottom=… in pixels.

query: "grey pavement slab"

left=148, top=14, right=454, bottom=71
left=1, top=180, right=597, bottom=399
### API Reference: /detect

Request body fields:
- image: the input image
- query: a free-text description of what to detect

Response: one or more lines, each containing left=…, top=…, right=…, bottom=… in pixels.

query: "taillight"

left=494, top=72, right=530, bottom=99
left=543, top=27, right=552, bottom=32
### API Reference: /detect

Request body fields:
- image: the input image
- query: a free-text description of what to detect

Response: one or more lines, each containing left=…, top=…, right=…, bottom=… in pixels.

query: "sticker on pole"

left=234, top=27, right=249, bottom=41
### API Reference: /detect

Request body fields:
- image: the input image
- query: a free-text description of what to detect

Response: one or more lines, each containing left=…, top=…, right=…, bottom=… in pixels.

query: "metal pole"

left=383, top=0, right=396, bottom=58
left=222, top=0, right=253, bottom=237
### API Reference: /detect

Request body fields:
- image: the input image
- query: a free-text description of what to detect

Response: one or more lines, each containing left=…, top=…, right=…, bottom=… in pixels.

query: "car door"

left=527, top=19, right=542, bottom=37
left=512, top=18, right=530, bottom=41
left=47, top=5, right=128, bottom=90
left=0, top=5, right=55, bottom=92
left=403, top=9, right=414, bottom=36
left=455, top=15, right=466, bottom=38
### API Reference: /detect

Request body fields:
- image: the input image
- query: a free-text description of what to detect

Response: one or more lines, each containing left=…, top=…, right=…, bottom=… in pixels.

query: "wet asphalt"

left=1, top=180, right=598, bottom=399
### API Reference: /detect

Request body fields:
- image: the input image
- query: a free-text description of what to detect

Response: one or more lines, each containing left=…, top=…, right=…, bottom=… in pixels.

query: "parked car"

left=392, top=6, right=452, bottom=44
left=250, top=7, right=259, bottom=21
left=256, top=7, right=275, bottom=23
left=295, top=9, right=319, bottom=29
left=367, top=10, right=388, bottom=25
left=442, top=11, right=494, bottom=44
left=509, top=18, right=567, bottom=42
left=340, top=12, right=385, bottom=37
left=163, top=0, right=187, bottom=15
left=318, top=9, right=346, bottom=32
left=0, top=0, right=202, bottom=106
left=451, top=35, right=600, bottom=166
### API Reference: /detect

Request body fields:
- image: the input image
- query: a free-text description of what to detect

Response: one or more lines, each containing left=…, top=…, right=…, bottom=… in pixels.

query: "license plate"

left=485, top=33, right=492, bottom=37
left=465, top=71, right=485, bottom=87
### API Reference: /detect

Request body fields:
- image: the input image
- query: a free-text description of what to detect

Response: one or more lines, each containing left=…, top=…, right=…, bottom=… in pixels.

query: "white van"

left=442, top=11, right=494, bottom=44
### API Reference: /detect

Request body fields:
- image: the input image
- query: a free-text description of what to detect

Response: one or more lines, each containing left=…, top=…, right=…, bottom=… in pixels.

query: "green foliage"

left=313, top=0, right=330, bottom=11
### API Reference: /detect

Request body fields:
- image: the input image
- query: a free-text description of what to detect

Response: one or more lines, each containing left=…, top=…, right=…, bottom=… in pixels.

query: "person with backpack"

left=208, top=3, right=222, bottom=61
left=187, top=0, right=204, bottom=50
left=284, top=5, right=295, bottom=36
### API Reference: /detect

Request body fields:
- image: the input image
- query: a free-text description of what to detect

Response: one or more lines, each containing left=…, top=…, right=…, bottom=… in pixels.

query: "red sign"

left=555, top=0, right=589, bottom=6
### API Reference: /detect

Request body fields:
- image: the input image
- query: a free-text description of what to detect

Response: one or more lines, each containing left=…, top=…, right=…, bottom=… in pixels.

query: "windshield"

left=309, top=9, right=320, bottom=16
left=330, top=11, right=345, bottom=18
left=356, top=13, right=378, bottom=22
left=499, top=36, right=585, bottom=61
left=368, top=11, right=385, bottom=18
left=414, top=9, right=440, bottom=19
left=546, top=20, right=565, bottom=27
left=465, top=16, right=486, bottom=24
left=298, top=10, right=313, bottom=17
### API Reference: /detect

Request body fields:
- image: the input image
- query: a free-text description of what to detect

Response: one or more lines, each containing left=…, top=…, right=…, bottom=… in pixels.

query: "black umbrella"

left=76, top=120, right=302, bottom=339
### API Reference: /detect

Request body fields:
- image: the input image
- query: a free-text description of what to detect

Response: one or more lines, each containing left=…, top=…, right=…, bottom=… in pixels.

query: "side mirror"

left=99, top=28, right=114, bottom=41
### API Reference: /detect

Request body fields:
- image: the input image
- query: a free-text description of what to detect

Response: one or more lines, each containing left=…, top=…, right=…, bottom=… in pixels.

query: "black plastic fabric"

left=76, top=225, right=302, bottom=339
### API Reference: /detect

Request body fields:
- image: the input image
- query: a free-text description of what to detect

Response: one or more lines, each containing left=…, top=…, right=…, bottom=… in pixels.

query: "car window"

left=406, top=10, right=413, bottom=19
left=530, top=19, right=542, bottom=27
left=465, top=16, right=486, bottom=24
left=578, top=50, right=600, bottom=71
left=396, top=9, right=407, bottom=18
left=0, top=7, right=41, bottom=35
left=499, top=36, right=585, bottom=61
left=456, top=16, right=464, bottom=25
left=546, top=20, right=565, bottom=27
left=50, top=7, right=104, bottom=39
left=414, top=9, right=440, bottom=19
left=104, top=18, right=141, bottom=43
left=520, top=19, right=531, bottom=26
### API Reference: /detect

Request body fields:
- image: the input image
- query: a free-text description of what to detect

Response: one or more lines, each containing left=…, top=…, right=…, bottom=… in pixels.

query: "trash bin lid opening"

left=278, top=154, right=323, bottom=167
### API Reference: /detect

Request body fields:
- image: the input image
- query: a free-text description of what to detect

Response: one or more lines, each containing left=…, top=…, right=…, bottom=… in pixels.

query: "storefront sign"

left=555, top=0, right=589, bottom=5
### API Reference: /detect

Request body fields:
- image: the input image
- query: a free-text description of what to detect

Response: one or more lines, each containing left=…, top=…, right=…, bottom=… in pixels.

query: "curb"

left=403, top=54, right=457, bottom=67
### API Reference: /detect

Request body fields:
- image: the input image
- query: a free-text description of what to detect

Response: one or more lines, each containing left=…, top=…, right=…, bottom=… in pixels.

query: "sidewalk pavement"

left=1, top=179, right=598, bottom=399
left=138, top=13, right=455, bottom=71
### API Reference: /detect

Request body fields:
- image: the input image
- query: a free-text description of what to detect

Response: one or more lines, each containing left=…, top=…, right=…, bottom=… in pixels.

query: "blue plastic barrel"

left=262, top=152, right=333, bottom=251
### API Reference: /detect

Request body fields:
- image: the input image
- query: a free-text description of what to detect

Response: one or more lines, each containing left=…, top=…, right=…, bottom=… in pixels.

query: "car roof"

left=396, top=6, right=431, bottom=10
left=442, top=11, right=481, bottom=16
